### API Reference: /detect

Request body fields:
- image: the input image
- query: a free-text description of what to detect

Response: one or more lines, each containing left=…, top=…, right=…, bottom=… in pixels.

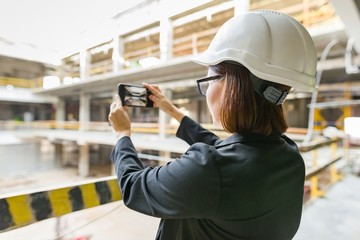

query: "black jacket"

left=111, top=116, right=305, bottom=240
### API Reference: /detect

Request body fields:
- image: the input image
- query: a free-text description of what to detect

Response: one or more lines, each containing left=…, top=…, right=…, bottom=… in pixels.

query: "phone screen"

left=118, top=84, right=154, bottom=107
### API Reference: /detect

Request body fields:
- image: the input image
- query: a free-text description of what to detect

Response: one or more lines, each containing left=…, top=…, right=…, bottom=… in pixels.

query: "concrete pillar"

left=186, top=100, right=200, bottom=122
left=98, top=145, right=107, bottom=163
left=79, top=143, right=90, bottom=177
left=234, top=0, right=250, bottom=16
left=38, top=106, right=47, bottom=120
left=160, top=17, right=173, bottom=61
left=159, top=89, right=172, bottom=138
left=99, top=103, right=107, bottom=122
left=56, top=99, right=66, bottom=123
left=112, top=36, right=124, bottom=73
left=299, top=98, right=308, bottom=128
left=159, top=151, right=171, bottom=166
left=111, top=164, right=116, bottom=176
left=196, top=100, right=202, bottom=123
left=54, top=143, right=63, bottom=165
left=79, top=93, right=90, bottom=131
left=80, top=49, right=91, bottom=81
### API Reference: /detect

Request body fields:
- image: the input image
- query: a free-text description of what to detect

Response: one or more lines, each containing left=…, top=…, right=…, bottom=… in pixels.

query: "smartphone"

left=118, top=83, right=154, bottom=107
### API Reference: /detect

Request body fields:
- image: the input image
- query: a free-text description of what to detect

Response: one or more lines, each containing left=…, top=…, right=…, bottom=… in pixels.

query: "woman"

left=109, top=10, right=317, bottom=240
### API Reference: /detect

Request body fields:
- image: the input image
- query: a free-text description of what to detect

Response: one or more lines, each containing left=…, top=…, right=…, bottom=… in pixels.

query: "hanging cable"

left=303, top=39, right=339, bottom=143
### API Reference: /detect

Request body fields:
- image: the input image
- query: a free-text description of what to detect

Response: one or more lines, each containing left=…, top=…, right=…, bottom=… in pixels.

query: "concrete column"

left=160, top=17, right=173, bottom=61
left=196, top=100, right=202, bottom=123
left=79, top=143, right=90, bottom=177
left=112, top=90, right=117, bottom=99
left=159, top=151, right=171, bottom=166
left=299, top=98, right=308, bottom=128
left=38, top=106, right=47, bottom=120
left=112, top=36, right=124, bottom=73
left=159, top=89, right=172, bottom=138
left=234, top=0, right=250, bottom=16
left=56, top=99, right=66, bottom=123
left=79, top=93, right=91, bottom=131
left=54, top=143, right=63, bottom=165
left=98, top=145, right=108, bottom=163
left=99, top=102, right=107, bottom=122
left=186, top=100, right=200, bottom=122
left=80, top=49, right=91, bottom=81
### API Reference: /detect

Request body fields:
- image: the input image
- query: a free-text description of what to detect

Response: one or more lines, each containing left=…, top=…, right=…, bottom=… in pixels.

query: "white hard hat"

left=192, top=10, right=318, bottom=92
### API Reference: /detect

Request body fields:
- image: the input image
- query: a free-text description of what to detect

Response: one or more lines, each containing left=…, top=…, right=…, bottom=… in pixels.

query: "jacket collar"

left=216, top=132, right=282, bottom=147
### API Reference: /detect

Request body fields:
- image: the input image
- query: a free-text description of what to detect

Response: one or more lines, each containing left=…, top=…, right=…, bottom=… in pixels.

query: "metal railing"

left=0, top=77, right=42, bottom=89
left=0, top=120, right=178, bottom=134
left=0, top=120, right=308, bottom=137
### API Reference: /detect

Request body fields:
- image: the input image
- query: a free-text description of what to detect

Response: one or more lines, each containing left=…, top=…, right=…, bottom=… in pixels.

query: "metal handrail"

left=0, top=120, right=309, bottom=135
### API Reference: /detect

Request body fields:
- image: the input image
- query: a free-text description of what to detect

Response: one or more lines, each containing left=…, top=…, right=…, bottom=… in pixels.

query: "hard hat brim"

left=192, top=49, right=317, bottom=93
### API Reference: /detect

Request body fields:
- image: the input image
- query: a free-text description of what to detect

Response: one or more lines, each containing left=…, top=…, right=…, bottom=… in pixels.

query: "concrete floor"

left=294, top=174, right=360, bottom=240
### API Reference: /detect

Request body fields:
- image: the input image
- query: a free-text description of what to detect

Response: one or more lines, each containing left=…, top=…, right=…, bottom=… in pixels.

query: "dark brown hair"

left=211, top=62, right=290, bottom=135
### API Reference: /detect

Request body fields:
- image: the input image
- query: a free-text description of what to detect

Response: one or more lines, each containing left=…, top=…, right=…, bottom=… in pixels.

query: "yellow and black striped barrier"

left=0, top=137, right=345, bottom=233
left=0, top=176, right=121, bottom=232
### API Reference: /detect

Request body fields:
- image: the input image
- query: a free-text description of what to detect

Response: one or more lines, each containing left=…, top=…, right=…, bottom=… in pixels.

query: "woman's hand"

left=108, top=94, right=131, bottom=140
left=143, top=83, right=185, bottom=123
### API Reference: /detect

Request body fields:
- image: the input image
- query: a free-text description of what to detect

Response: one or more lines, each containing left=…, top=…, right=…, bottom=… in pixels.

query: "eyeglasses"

left=196, top=75, right=222, bottom=96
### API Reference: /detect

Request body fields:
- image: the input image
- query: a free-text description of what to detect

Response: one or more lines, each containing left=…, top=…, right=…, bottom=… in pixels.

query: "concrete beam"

left=330, top=0, right=360, bottom=52
left=33, top=57, right=207, bottom=97
left=317, top=55, right=360, bottom=71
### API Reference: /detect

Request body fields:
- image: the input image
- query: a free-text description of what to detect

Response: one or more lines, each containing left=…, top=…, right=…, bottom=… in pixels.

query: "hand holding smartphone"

left=118, top=84, right=154, bottom=108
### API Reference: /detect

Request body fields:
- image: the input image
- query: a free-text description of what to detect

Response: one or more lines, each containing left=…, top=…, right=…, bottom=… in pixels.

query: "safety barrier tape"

left=0, top=176, right=121, bottom=232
